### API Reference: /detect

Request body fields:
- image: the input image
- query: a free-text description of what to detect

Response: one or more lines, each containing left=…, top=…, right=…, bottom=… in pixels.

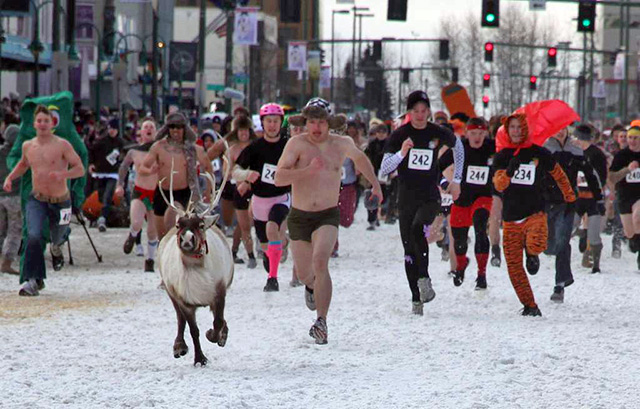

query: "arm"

left=548, top=163, right=576, bottom=203
left=609, top=166, right=632, bottom=185
left=207, top=139, right=227, bottom=161
left=232, top=164, right=257, bottom=183
left=61, top=141, right=86, bottom=179
left=4, top=144, right=30, bottom=191
left=379, top=152, right=404, bottom=177
left=450, top=136, right=465, bottom=184
left=117, top=150, right=134, bottom=187
left=492, top=153, right=511, bottom=193
left=274, top=139, right=311, bottom=186
left=579, top=158, right=603, bottom=201
left=139, top=144, right=159, bottom=176
left=196, top=146, right=213, bottom=200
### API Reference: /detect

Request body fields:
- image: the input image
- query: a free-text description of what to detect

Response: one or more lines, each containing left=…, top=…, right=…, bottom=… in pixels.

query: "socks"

left=454, top=254, right=469, bottom=272
left=147, top=240, right=158, bottom=260
left=266, top=241, right=283, bottom=279
left=475, top=253, right=489, bottom=277
left=248, top=252, right=255, bottom=260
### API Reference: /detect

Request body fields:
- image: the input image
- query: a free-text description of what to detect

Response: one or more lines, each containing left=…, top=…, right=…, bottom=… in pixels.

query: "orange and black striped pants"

left=503, top=212, right=548, bottom=308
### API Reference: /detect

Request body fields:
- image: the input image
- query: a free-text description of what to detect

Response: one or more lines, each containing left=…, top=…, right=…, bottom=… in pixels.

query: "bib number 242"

left=408, top=149, right=433, bottom=171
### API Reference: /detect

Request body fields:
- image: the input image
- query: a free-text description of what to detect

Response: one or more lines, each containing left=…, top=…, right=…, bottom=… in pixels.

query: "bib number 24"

left=261, top=163, right=277, bottom=185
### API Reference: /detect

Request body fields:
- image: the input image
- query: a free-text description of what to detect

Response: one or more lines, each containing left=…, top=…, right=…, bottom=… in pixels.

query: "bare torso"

left=228, top=140, right=250, bottom=169
left=132, top=150, right=158, bottom=190
left=154, top=139, right=189, bottom=190
left=24, top=136, right=72, bottom=197
left=290, top=133, right=350, bottom=211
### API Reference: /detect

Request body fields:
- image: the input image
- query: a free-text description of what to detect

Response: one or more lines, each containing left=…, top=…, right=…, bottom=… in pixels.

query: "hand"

left=449, top=182, right=461, bottom=201
left=564, top=201, right=576, bottom=216
left=88, top=164, right=96, bottom=174
left=371, top=183, right=384, bottom=204
left=149, top=163, right=159, bottom=174
left=506, top=156, right=521, bottom=177
left=114, top=185, right=125, bottom=198
left=2, top=177, right=11, bottom=193
left=237, top=181, right=251, bottom=196
left=247, top=171, right=260, bottom=183
left=628, top=161, right=639, bottom=171
left=400, top=138, right=414, bottom=157
left=309, top=156, right=324, bottom=172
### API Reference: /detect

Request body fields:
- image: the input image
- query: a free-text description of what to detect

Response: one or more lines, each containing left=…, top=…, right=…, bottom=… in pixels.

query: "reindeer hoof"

left=194, top=355, right=208, bottom=367
left=218, top=324, right=228, bottom=347
left=206, top=322, right=229, bottom=347
left=173, top=341, right=188, bottom=358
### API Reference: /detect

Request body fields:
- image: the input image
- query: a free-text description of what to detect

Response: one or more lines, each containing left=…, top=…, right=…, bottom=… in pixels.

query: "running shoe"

left=51, top=252, right=64, bottom=272
left=135, top=244, right=145, bottom=257
left=475, top=276, right=487, bottom=290
left=305, top=286, right=316, bottom=311
left=123, top=233, right=136, bottom=254
left=144, top=259, right=154, bottom=273
left=577, top=229, right=587, bottom=253
left=521, top=305, right=542, bottom=317
left=412, top=301, right=423, bottom=316
left=309, top=317, right=328, bottom=345
left=550, top=286, right=564, bottom=303
left=417, top=277, right=436, bottom=303
left=263, top=277, right=279, bottom=292
left=367, top=222, right=376, bottom=231
left=453, top=256, right=469, bottom=287
left=19, top=279, right=40, bottom=296
left=98, top=216, right=107, bottom=232
left=247, top=257, right=257, bottom=269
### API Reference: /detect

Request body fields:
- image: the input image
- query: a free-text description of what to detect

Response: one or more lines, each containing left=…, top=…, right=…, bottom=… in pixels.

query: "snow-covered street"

left=2, top=207, right=640, bottom=409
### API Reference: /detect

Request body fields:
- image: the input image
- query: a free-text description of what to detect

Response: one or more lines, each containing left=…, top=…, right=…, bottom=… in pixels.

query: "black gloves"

left=506, top=156, right=521, bottom=177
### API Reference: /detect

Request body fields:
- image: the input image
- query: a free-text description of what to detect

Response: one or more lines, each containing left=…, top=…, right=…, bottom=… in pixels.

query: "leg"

left=1, top=198, right=22, bottom=272
left=524, top=212, right=549, bottom=257
left=338, top=184, right=357, bottom=228
left=632, top=200, right=640, bottom=234
left=409, top=202, right=439, bottom=280
left=291, top=239, right=314, bottom=287
left=550, top=205, right=573, bottom=286
left=310, top=225, right=339, bottom=319
left=129, top=199, right=147, bottom=234
left=265, top=204, right=290, bottom=280
left=206, top=281, right=229, bottom=347
left=489, top=195, right=502, bottom=247
left=472, top=208, right=490, bottom=277
left=169, top=296, right=188, bottom=358
left=154, top=215, right=167, bottom=241
left=231, top=223, right=242, bottom=255
left=620, top=214, right=635, bottom=239
left=221, top=199, right=234, bottom=228
left=182, top=306, right=207, bottom=366
left=236, top=209, right=255, bottom=258
left=23, top=197, right=48, bottom=282
left=503, top=220, right=537, bottom=308
left=399, top=204, right=421, bottom=302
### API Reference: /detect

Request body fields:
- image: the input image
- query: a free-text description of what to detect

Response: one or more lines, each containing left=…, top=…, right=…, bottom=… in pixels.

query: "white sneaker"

left=98, top=216, right=107, bottom=232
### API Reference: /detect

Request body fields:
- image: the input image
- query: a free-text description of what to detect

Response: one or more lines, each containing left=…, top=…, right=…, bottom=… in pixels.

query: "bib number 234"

left=511, top=164, right=536, bottom=186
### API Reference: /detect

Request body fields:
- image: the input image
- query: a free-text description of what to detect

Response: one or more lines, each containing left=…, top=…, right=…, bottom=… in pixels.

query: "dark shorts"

left=618, top=199, right=639, bottom=215
left=233, top=188, right=252, bottom=211
left=288, top=207, right=340, bottom=243
left=153, top=187, right=191, bottom=216
left=133, top=185, right=155, bottom=211
left=575, top=198, right=599, bottom=217
left=221, top=182, right=235, bottom=201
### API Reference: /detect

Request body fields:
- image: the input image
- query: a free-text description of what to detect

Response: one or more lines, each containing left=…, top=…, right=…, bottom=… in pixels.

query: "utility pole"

left=224, top=10, right=234, bottom=111
left=198, top=0, right=206, bottom=128
left=151, top=10, right=159, bottom=119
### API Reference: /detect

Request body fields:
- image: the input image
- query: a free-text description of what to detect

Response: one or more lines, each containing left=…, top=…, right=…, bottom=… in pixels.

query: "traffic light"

left=388, top=0, right=408, bottom=21
left=578, top=2, right=596, bottom=33
left=548, top=47, right=557, bottom=67
left=481, top=0, right=500, bottom=28
left=484, top=42, right=494, bottom=62
left=439, top=40, right=450, bottom=61
left=402, top=69, right=410, bottom=83
left=373, top=40, right=382, bottom=61
left=529, top=75, right=538, bottom=91
left=483, top=73, right=491, bottom=88
left=482, top=95, right=490, bottom=108
left=452, top=67, right=459, bottom=83
left=320, top=49, right=326, bottom=64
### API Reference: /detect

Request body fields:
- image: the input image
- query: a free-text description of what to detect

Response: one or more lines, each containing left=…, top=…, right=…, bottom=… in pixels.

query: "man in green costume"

left=5, top=92, right=88, bottom=295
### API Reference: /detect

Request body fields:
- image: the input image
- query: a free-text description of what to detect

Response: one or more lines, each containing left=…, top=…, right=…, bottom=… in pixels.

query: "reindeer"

left=157, top=157, right=233, bottom=367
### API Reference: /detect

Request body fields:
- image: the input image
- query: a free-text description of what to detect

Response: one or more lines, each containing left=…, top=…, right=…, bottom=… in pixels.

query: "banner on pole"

left=233, top=7, right=259, bottom=46
left=307, top=51, right=321, bottom=80
left=169, top=42, right=197, bottom=82
left=614, top=52, right=625, bottom=81
left=319, top=66, right=331, bottom=89
left=288, top=42, right=307, bottom=71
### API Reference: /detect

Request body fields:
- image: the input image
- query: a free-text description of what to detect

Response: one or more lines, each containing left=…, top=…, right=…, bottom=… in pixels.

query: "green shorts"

left=288, top=207, right=340, bottom=243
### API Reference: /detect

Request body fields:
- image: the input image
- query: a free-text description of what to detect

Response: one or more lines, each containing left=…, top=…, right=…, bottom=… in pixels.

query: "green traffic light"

left=582, top=18, right=592, bottom=27
left=486, top=13, right=495, bottom=23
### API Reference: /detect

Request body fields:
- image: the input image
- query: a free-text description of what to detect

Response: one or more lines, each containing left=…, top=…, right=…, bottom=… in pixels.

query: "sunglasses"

left=168, top=124, right=184, bottom=130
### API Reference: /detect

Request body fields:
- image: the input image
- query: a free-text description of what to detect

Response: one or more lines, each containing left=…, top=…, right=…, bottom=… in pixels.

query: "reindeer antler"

left=158, top=158, right=187, bottom=217
left=198, top=139, right=231, bottom=217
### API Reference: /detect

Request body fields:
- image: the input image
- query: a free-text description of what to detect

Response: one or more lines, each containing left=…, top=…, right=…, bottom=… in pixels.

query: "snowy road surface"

left=1, top=208, right=640, bottom=409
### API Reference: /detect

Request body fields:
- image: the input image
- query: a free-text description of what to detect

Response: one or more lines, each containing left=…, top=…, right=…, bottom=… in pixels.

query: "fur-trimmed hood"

left=156, top=112, right=197, bottom=144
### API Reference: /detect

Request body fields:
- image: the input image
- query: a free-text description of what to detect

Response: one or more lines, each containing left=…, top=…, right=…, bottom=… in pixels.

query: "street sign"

left=169, top=42, right=197, bottom=82
left=529, top=0, right=546, bottom=11
left=234, top=73, right=248, bottom=84
left=207, top=84, right=225, bottom=91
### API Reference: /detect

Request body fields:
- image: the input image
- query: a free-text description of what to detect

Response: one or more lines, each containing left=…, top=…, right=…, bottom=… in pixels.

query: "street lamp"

left=331, top=9, right=350, bottom=104
left=29, top=0, right=58, bottom=96
left=351, top=6, right=369, bottom=111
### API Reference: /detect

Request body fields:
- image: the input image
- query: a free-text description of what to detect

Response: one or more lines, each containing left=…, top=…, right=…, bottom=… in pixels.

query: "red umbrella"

left=496, top=100, right=580, bottom=152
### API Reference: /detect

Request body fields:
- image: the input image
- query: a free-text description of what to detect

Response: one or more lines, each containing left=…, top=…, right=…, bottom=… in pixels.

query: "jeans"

left=97, top=178, right=117, bottom=219
left=23, top=196, right=71, bottom=281
left=546, top=203, right=574, bottom=286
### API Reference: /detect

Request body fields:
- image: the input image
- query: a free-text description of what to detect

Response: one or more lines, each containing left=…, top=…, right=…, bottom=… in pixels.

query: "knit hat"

left=573, top=124, right=594, bottom=141
left=108, top=118, right=119, bottom=129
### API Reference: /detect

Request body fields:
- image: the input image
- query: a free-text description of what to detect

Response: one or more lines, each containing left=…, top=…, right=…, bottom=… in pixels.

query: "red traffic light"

left=485, top=42, right=494, bottom=51
left=482, top=95, right=490, bottom=103
left=483, top=73, right=491, bottom=81
left=548, top=47, right=557, bottom=57
left=530, top=76, right=537, bottom=83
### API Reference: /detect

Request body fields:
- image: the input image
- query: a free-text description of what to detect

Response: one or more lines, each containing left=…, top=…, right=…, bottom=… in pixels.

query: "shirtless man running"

left=3, top=105, right=85, bottom=296
left=141, top=113, right=213, bottom=240
left=275, top=99, right=383, bottom=345
left=115, top=119, right=158, bottom=272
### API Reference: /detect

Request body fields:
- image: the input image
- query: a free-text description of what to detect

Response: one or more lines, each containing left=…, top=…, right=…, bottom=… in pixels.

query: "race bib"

left=511, top=163, right=536, bottom=186
left=377, top=168, right=389, bottom=184
left=261, top=163, right=277, bottom=185
left=466, top=165, right=489, bottom=185
left=626, top=169, right=640, bottom=183
left=59, top=208, right=72, bottom=225
left=106, top=149, right=120, bottom=166
left=408, top=149, right=433, bottom=171
left=577, top=171, right=588, bottom=188
left=441, top=193, right=453, bottom=207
